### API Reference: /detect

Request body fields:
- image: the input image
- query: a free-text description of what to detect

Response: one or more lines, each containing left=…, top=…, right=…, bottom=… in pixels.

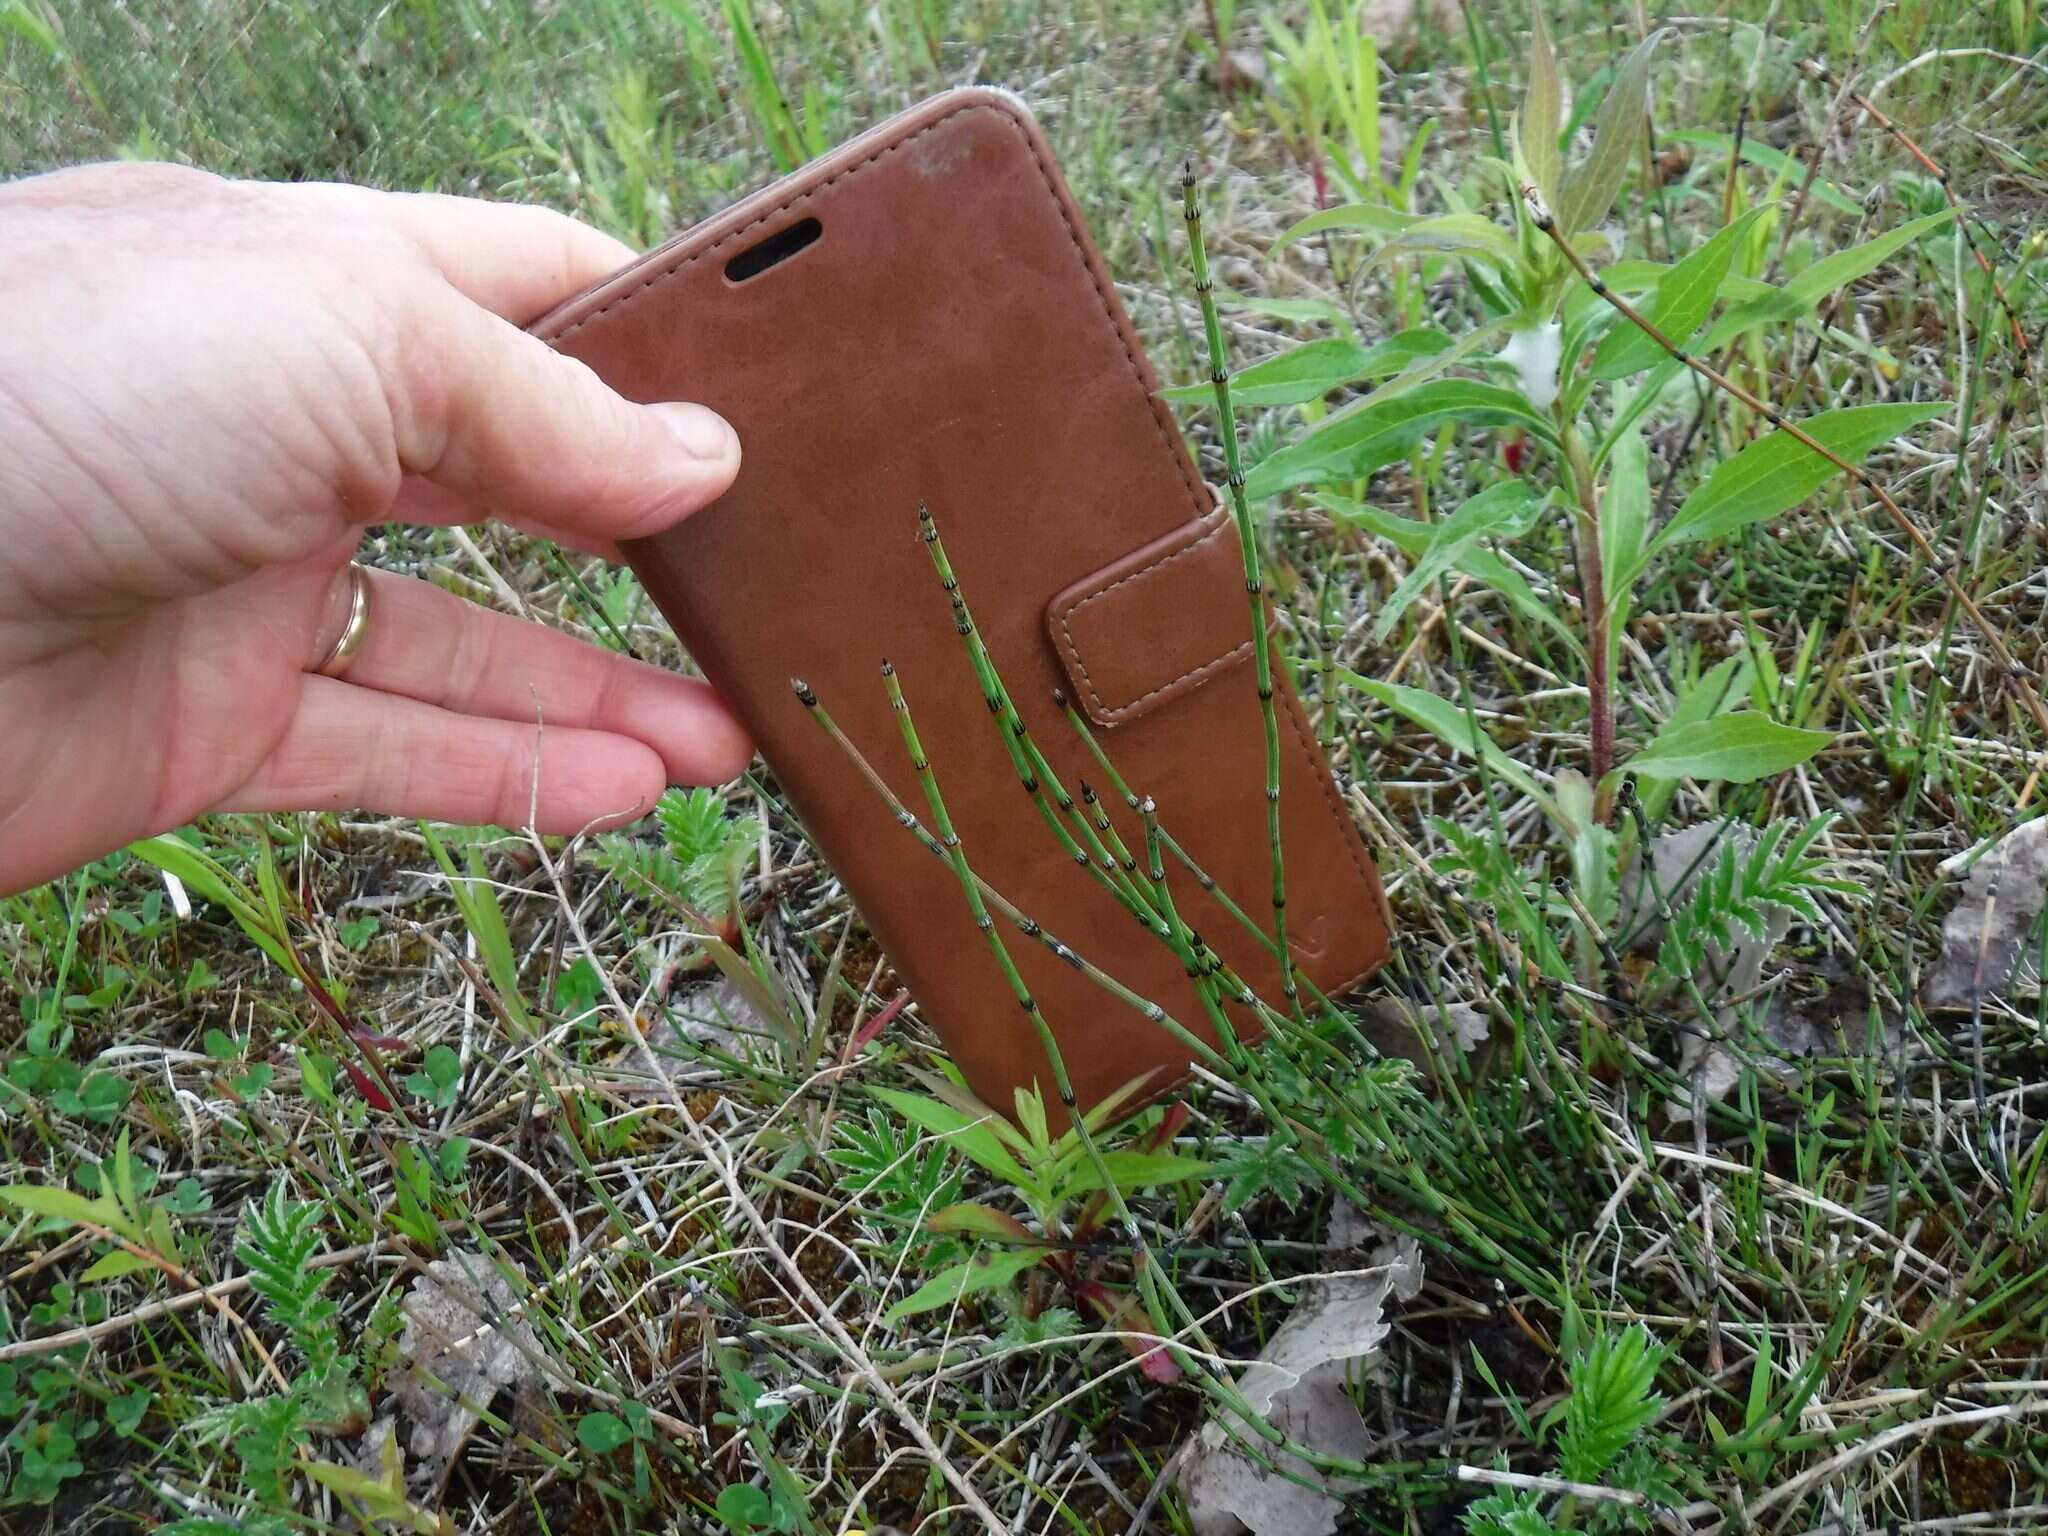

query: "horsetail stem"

left=789, top=676, right=1237, bottom=1075
left=925, top=506, right=1247, bottom=1063
left=1052, top=684, right=1380, bottom=1072
left=1067, top=739, right=1257, bottom=1058
left=1056, top=685, right=1278, bottom=962
left=789, top=681, right=1445, bottom=1212
left=1182, top=163, right=1300, bottom=1021
left=917, top=504, right=1169, bottom=933
left=877, top=658, right=1082, bottom=1123
left=1139, top=795, right=1199, bottom=972
left=874, top=660, right=1239, bottom=1375
left=899, top=519, right=1426, bottom=1183
left=919, top=511, right=1291, bottom=1067
left=1079, top=780, right=1142, bottom=883
left=793, top=675, right=1534, bottom=1306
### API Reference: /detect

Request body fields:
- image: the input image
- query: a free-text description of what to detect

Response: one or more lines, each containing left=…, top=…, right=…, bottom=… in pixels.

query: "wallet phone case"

left=533, top=88, right=1391, bottom=1115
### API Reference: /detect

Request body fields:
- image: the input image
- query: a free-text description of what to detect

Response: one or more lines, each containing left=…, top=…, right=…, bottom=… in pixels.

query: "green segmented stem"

left=876, top=663, right=1540, bottom=1458
left=1182, top=162, right=1299, bottom=1023
left=1138, top=796, right=1196, bottom=967
left=875, top=660, right=1242, bottom=1377
left=786, top=680, right=1479, bottom=1259
left=1049, top=686, right=1260, bottom=1048
left=1078, top=780, right=1142, bottom=886
left=1077, top=775, right=1253, bottom=1061
left=790, top=697, right=1546, bottom=1475
left=796, top=694, right=1535, bottom=1299
left=1053, top=685, right=1382, bottom=1075
left=1057, top=685, right=1275, bottom=957
left=906, top=522, right=1535, bottom=1276
left=918, top=505, right=1163, bottom=921
left=878, top=659, right=1089, bottom=1128
left=790, top=677, right=1238, bottom=1076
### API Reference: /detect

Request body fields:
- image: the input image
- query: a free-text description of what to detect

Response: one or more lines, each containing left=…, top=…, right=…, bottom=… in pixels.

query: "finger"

left=310, top=567, right=752, bottom=785
left=390, top=478, right=624, bottom=561
left=391, top=292, right=740, bottom=546
left=287, top=181, right=636, bottom=322
left=218, top=675, right=672, bottom=834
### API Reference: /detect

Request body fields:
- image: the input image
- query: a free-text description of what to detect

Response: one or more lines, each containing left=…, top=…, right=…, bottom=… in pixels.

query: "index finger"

left=286, top=181, right=637, bottom=323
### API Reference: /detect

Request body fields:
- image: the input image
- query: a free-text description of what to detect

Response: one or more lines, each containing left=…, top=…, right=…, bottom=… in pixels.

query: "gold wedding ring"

left=314, top=564, right=373, bottom=679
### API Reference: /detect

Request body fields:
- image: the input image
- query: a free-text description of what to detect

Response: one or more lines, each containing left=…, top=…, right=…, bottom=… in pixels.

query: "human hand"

left=0, top=162, right=752, bottom=896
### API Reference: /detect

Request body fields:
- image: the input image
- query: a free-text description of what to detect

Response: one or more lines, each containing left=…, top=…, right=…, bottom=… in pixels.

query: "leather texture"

left=1048, top=491, right=1257, bottom=728
left=533, top=88, right=1391, bottom=1117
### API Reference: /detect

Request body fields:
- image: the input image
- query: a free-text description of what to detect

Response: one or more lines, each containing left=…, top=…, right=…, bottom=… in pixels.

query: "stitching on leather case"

left=543, top=98, right=1376, bottom=899
left=1053, top=510, right=1250, bottom=721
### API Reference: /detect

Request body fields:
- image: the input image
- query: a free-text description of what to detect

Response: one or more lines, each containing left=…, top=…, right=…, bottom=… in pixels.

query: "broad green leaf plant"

left=1231, top=8, right=1956, bottom=959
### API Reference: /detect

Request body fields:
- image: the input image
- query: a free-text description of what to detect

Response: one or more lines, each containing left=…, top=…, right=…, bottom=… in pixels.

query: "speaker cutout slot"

left=725, top=217, right=822, bottom=283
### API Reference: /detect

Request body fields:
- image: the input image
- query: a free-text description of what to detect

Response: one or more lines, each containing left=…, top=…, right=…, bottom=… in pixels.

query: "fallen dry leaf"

left=1925, top=818, right=2048, bottom=1010
left=1357, top=0, right=1458, bottom=48
left=393, top=1249, right=541, bottom=1490
left=1179, top=1237, right=1422, bottom=1536
left=1354, top=998, right=1488, bottom=1072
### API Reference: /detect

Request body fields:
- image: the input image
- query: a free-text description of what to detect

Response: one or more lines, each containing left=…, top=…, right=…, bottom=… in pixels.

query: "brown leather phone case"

left=533, top=89, right=1390, bottom=1115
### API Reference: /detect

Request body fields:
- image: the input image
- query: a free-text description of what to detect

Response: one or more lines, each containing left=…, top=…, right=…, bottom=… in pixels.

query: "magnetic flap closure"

left=1046, top=493, right=1259, bottom=728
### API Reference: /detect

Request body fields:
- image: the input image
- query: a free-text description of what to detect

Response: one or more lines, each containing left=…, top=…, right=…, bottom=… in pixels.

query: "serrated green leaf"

left=1247, top=380, right=1551, bottom=500
left=1464, top=1491, right=1559, bottom=1536
left=1656, top=401, right=1944, bottom=551
left=1626, top=714, right=1830, bottom=784
left=1590, top=206, right=1767, bottom=378
left=871, top=1087, right=1030, bottom=1187
left=1557, top=30, right=1663, bottom=238
left=1559, top=1325, right=1665, bottom=1481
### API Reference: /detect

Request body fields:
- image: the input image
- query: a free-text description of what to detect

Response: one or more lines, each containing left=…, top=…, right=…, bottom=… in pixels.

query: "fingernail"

left=655, top=402, right=737, bottom=461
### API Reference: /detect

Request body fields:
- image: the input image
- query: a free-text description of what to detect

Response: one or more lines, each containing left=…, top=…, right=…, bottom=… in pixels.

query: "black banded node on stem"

left=1181, top=161, right=1299, bottom=1018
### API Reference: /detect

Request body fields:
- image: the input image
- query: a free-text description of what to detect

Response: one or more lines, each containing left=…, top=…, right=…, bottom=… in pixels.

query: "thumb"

left=388, top=281, right=738, bottom=543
